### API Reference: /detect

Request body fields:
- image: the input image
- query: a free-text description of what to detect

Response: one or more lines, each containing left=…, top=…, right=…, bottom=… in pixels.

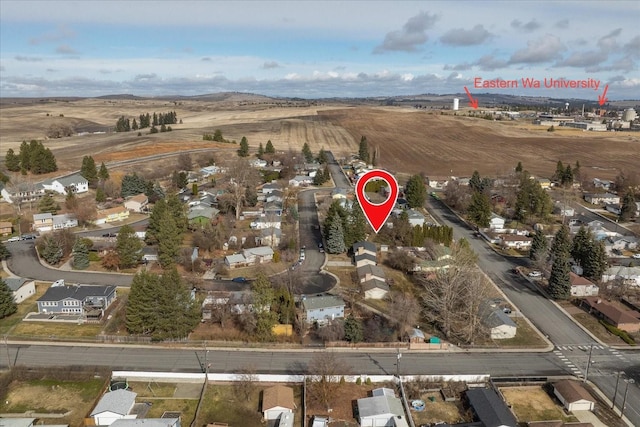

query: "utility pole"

left=612, top=371, right=623, bottom=410
left=620, top=378, right=635, bottom=419
left=583, top=344, right=594, bottom=383
left=396, top=348, right=402, bottom=378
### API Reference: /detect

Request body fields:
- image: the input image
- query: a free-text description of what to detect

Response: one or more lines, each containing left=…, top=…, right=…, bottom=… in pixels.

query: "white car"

left=5, top=236, right=20, bottom=243
left=633, top=254, right=640, bottom=259
left=528, top=271, right=542, bottom=278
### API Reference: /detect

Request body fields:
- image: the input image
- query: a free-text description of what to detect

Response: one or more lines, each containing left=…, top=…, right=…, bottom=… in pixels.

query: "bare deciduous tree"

left=220, top=157, right=260, bottom=220
left=177, top=153, right=193, bottom=171
left=234, top=365, right=258, bottom=401
left=307, top=352, right=350, bottom=410
left=388, top=292, right=421, bottom=340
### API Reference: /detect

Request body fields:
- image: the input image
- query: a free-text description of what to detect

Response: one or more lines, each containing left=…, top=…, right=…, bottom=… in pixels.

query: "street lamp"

left=620, top=378, right=635, bottom=419
left=612, top=371, right=624, bottom=410
left=396, top=348, right=402, bottom=379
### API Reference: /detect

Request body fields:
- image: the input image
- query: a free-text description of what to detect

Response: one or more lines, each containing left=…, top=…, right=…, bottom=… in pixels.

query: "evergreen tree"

left=80, top=155, right=98, bottom=187
left=251, top=273, right=278, bottom=341
left=345, top=199, right=367, bottom=248
left=171, top=171, right=188, bottom=189
left=166, top=193, right=188, bottom=233
left=554, top=160, right=565, bottom=183
left=98, top=162, right=110, bottom=181
left=265, top=140, right=275, bottom=154
left=116, top=224, right=143, bottom=269
left=302, top=142, right=314, bottom=163
left=153, top=268, right=201, bottom=340
left=620, top=191, right=636, bottom=221
left=405, top=175, right=427, bottom=208
left=326, top=213, right=347, bottom=254
left=358, top=136, right=370, bottom=164
left=19, top=141, right=31, bottom=171
left=157, top=210, right=182, bottom=268
left=582, top=240, right=607, bottom=282
left=72, top=238, right=90, bottom=270
left=548, top=252, right=571, bottom=300
left=121, top=173, right=148, bottom=197
left=238, top=136, right=250, bottom=157
left=344, top=315, right=363, bottom=343
left=562, top=164, right=574, bottom=186
left=38, top=192, right=60, bottom=214
left=550, top=224, right=571, bottom=261
left=257, top=142, right=265, bottom=158
left=146, top=198, right=166, bottom=245
left=515, top=161, right=523, bottom=173
left=126, top=271, right=161, bottom=335
left=132, top=118, right=138, bottom=130
left=40, top=235, right=63, bottom=265
left=213, top=129, right=224, bottom=142
left=529, top=228, right=548, bottom=261
left=571, top=226, right=592, bottom=266
left=467, top=191, right=491, bottom=227
left=95, top=187, right=106, bottom=203
left=0, top=241, right=10, bottom=260
left=0, top=279, right=17, bottom=319
left=469, top=170, right=483, bottom=193
left=5, top=148, right=21, bottom=171
left=318, top=147, right=328, bottom=164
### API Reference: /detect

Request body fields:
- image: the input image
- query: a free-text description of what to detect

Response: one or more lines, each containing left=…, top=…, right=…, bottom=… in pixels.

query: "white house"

left=262, top=385, right=296, bottom=421
left=303, top=295, right=345, bottom=325
left=250, top=159, right=268, bottom=168
left=250, top=216, right=282, bottom=230
left=200, top=165, right=221, bottom=177
left=489, top=213, right=505, bottom=230
left=584, top=192, right=620, bottom=206
left=357, top=388, right=410, bottom=427
left=500, top=234, right=532, bottom=250
left=482, top=308, right=517, bottom=339
left=354, top=252, right=377, bottom=268
left=288, top=175, right=312, bottom=187
left=357, top=264, right=386, bottom=283
left=41, top=173, right=88, bottom=195
left=90, top=389, right=137, bottom=426
left=553, top=380, right=595, bottom=412
left=5, top=277, right=36, bottom=304
left=259, top=227, right=282, bottom=248
left=243, top=246, right=274, bottom=264
left=602, top=266, right=640, bottom=287
left=362, top=278, right=389, bottom=300
left=224, top=253, right=247, bottom=269
left=406, top=209, right=425, bottom=227
left=569, top=273, right=599, bottom=297
left=124, top=193, right=148, bottom=212
left=53, top=213, right=78, bottom=230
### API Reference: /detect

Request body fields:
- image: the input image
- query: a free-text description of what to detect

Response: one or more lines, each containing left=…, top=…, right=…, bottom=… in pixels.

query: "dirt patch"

left=501, top=386, right=572, bottom=423
left=410, top=391, right=468, bottom=425
left=307, top=382, right=377, bottom=426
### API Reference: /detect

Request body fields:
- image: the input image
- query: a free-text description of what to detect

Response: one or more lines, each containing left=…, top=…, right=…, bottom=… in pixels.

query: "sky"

left=1, top=0, right=639, bottom=99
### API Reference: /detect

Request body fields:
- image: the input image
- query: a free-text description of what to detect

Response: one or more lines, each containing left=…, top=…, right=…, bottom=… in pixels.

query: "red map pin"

left=355, top=169, right=399, bottom=233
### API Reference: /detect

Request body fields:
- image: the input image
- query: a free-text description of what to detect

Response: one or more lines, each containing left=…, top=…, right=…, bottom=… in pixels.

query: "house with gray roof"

left=406, top=209, right=426, bottom=227
left=224, top=253, right=247, bottom=269
left=353, top=241, right=376, bottom=257
left=0, top=419, right=37, bottom=427
left=111, top=420, right=180, bottom=427
left=465, top=388, right=518, bottom=427
left=5, top=277, right=36, bottom=304
left=37, top=285, right=117, bottom=316
left=357, top=388, right=409, bottom=427
left=42, top=173, right=88, bottom=195
left=355, top=252, right=377, bottom=268
left=259, top=227, right=282, bottom=248
left=302, top=295, right=345, bottom=325
left=357, top=264, right=386, bottom=283
left=482, top=307, right=517, bottom=339
left=90, top=389, right=137, bottom=426
left=362, top=278, right=390, bottom=300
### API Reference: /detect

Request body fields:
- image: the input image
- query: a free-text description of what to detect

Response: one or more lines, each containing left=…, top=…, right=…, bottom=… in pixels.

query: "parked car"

left=231, top=277, right=248, bottom=283
left=633, top=253, right=640, bottom=259
left=21, top=234, right=36, bottom=240
left=102, top=232, right=117, bottom=238
left=528, top=271, right=542, bottom=278
left=5, top=236, right=20, bottom=242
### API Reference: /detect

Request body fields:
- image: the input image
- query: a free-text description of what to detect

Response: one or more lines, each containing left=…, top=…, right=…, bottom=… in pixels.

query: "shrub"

left=599, top=320, right=636, bottom=345
left=365, top=377, right=372, bottom=385
left=356, top=377, right=362, bottom=385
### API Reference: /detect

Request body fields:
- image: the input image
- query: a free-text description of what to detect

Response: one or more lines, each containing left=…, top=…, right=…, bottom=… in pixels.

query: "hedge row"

left=599, top=319, right=636, bottom=345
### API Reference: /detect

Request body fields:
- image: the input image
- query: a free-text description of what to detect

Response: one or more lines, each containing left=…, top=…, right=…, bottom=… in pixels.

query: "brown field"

left=501, top=386, right=575, bottom=423
left=1, top=97, right=638, bottom=180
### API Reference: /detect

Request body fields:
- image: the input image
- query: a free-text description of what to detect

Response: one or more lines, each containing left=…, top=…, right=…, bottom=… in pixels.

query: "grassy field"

left=0, top=282, right=49, bottom=335
left=501, top=386, right=577, bottom=423
left=410, top=391, right=468, bottom=425
left=497, top=318, right=550, bottom=348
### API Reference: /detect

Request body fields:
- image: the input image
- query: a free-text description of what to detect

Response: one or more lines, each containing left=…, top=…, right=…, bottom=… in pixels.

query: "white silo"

left=622, top=108, right=637, bottom=122
left=453, top=98, right=459, bottom=111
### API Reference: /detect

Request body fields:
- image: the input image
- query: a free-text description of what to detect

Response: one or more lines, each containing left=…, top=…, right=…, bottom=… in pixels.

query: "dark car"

left=102, top=232, right=117, bottom=238
left=231, top=277, right=248, bottom=283
left=21, top=234, right=36, bottom=240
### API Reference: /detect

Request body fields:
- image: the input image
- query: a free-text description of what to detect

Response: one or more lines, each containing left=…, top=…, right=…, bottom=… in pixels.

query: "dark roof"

left=553, top=380, right=594, bottom=404
left=357, top=264, right=386, bottom=279
left=38, top=285, right=116, bottom=302
left=466, top=388, right=518, bottom=427
left=4, top=277, right=30, bottom=291
left=355, top=253, right=377, bottom=263
left=353, top=241, right=376, bottom=253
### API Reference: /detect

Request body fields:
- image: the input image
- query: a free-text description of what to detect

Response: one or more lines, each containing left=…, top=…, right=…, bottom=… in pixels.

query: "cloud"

left=201, top=57, right=212, bottom=62
left=29, top=24, right=75, bottom=45
left=46, top=68, right=57, bottom=72
left=262, top=61, right=281, bottom=69
left=555, top=19, right=569, bottom=29
left=439, top=24, right=492, bottom=46
left=15, top=55, right=43, bottom=62
left=510, top=19, right=541, bottom=33
left=0, top=65, right=5, bottom=72
left=474, top=54, right=509, bottom=71
left=443, top=63, right=472, bottom=71
left=373, top=11, right=438, bottom=53
left=509, top=34, right=565, bottom=64
left=586, top=55, right=636, bottom=73
left=597, top=28, right=622, bottom=50
left=56, top=45, right=78, bottom=55
left=555, top=50, right=608, bottom=68
left=134, top=73, right=158, bottom=81
left=623, top=35, right=640, bottom=57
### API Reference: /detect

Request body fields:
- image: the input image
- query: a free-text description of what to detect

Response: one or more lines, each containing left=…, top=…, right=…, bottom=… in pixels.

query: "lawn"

left=410, top=391, right=468, bottom=425
left=557, top=301, right=630, bottom=346
left=497, top=318, right=549, bottom=348
left=10, top=321, right=103, bottom=339
left=0, top=282, right=49, bottom=335
left=0, top=376, right=106, bottom=427
left=501, top=386, right=577, bottom=423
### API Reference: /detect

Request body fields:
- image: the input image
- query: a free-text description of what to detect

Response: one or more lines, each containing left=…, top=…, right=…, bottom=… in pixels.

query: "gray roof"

left=33, top=212, right=53, bottom=221
left=466, top=388, right=517, bottom=427
left=353, top=241, right=376, bottom=254
left=57, top=173, right=88, bottom=187
left=303, top=295, right=345, bottom=311
left=357, top=395, right=404, bottom=418
left=90, top=389, right=137, bottom=416
left=244, top=246, right=274, bottom=257
left=53, top=213, right=76, bottom=225
left=362, top=278, right=389, bottom=292
left=39, top=285, right=116, bottom=302
left=357, top=264, right=386, bottom=279
left=260, top=227, right=282, bottom=238
left=355, top=253, right=377, bottom=263
left=4, top=277, right=30, bottom=291
left=110, top=419, right=179, bottom=427
left=225, top=254, right=246, bottom=264
left=482, top=309, right=516, bottom=329
left=188, top=206, right=219, bottom=220
left=406, top=209, right=425, bottom=219
left=0, top=419, right=36, bottom=427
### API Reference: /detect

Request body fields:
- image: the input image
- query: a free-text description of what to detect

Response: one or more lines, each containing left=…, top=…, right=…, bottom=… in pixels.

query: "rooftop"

left=303, top=295, right=345, bottom=311
left=39, top=285, right=116, bottom=302
left=262, top=385, right=295, bottom=411
left=553, top=380, right=594, bottom=403
left=90, top=389, right=137, bottom=416
left=466, top=388, right=518, bottom=427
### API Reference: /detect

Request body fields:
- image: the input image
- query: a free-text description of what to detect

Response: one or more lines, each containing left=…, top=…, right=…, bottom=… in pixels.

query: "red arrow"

left=598, top=84, right=609, bottom=106
left=464, top=86, right=479, bottom=109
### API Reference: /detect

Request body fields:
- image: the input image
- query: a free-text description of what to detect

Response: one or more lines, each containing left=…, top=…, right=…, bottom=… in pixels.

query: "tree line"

left=5, top=140, right=57, bottom=175
left=115, top=111, right=178, bottom=132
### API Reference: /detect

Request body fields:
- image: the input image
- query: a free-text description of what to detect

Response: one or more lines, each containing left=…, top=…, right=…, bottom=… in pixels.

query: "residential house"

left=412, top=246, right=452, bottom=273
left=406, top=209, right=425, bottom=227
left=593, top=178, right=612, bottom=190
left=584, top=193, right=620, bottom=206
left=53, top=213, right=78, bottom=230
left=605, top=203, right=622, bottom=215
left=188, top=206, right=219, bottom=227
left=427, top=176, right=449, bottom=189
left=553, top=380, right=595, bottom=412
left=200, top=165, right=221, bottom=177
left=288, top=175, right=312, bottom=187
left=261, top=182, right=282, bottom=195
left=224, top=253, right=248, bottom=269
left=5, top=277, right=36, bottom=304
left=362, top=278, right=390, bottom=300
left=243, top=246, right=274, bottom=264
left=263, top=201, right=283, bottom=216
left=0, top=221, right=12, bottom=236
left=111, top=419, right=180, bottom=427
left=570, top=273, right=599, bottom=297
left=482, top=308, right=517, bottom=339
left=1, top=181, right=45, bottom=204
left=37, top=285, right=117, bottom=316
left=199, top=193, right=218, bottom=208
left=580, top=297, right=640, bottom=332
left=266, top=189, right=284, bottom=203
left=408, top=328, right=426, bottom=343
left=355, top=252, right=377, bottom=268
left=302, top=294, right=345, bottom=325
left=500, top=234, right=532, bottom=250
left=90, top=389, right=137, bottom=426
left=536, top=178, right=552, bottom=190
left=489, top=213, right=506, bottom=230
left=41, top=173, right=88, bottom=195
left=123, top=193, right=148, bottom=212
left=554, top=204, right=575, bottom=217
left=357, top=388, right=410, bottom=427
left=353, top=241, right=377, bottom=257
left=0, top=419, right=37, bottom=427
left=250, top=159, right=268, bottom=168
left=357, top=264, right=386, bottom=283
left=250, top=215, right=282, bottom=230
left=601, top=266, right=640, bottom=287
left=96, top=206, right=129, bottom=224
left=32, top=213, right=54, bottom=233
left=262, top=385, right=296, bottom=421
left=609, top=236, right=638, bottom=251
left=259, top=227, right=282, bottom=248
left=331, top=187, right=347, bottom=200
left=465, top=388, right=518, bottom=427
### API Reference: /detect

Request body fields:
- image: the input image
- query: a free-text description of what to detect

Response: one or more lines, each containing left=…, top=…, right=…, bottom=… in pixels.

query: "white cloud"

left=555, top=50, right=608, bottom=68
left=56, top=45, right=79, bottom=55
left=440, top=24, right=492, bottom=46
left=263, top=61, right=281, bottom=69
left=474, top=54, right=508, bottom=71
left=597, top=28, right=622, bottom=50
left=509, top=34, right=565, bottom=64
left=29, top=24, right=75, bottom=45
left=374, top=11, right=438, bottom=53
left=510, top=19, right=541, bottom=33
